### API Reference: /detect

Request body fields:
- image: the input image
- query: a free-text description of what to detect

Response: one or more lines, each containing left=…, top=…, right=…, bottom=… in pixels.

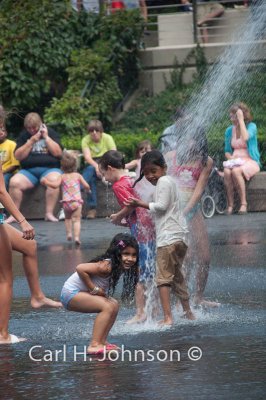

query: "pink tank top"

left=231, top=129, right=250, bottom=160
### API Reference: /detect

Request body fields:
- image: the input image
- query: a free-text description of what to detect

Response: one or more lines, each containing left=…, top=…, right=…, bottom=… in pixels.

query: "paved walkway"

left=20, top=212, right=266, bottom=271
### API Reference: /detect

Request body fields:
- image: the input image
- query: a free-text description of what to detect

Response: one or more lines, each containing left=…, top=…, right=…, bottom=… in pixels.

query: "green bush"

left=0, top=0, right=99, bottom=111
left=0, top=1, right=144, bottom=134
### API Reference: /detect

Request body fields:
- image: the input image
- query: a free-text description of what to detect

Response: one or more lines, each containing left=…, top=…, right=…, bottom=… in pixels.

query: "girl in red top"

left=99, top=150, right=157, bottom=324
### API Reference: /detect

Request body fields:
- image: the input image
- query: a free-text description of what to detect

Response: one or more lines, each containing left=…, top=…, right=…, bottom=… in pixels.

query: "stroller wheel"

left=215, top=192, right=227, bottom=215
left=201, top=195, right=215, bottom=218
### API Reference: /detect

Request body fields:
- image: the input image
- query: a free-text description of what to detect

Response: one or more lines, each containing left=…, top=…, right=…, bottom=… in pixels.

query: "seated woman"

left=6, top=112, right=63, bottom=223
left=223, top=102, right=261, bottom=215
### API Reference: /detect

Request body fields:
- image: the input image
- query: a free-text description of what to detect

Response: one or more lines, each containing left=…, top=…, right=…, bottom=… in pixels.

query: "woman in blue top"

left=223, top=102, right=260, bottom=215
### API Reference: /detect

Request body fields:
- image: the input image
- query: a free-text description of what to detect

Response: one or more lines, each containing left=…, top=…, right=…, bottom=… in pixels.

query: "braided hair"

left=133, top=150, right=166, bottom=188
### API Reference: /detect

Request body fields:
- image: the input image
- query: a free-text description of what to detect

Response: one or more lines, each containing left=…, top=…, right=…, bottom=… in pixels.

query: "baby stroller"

left=201, top=167, right=227, bottom=218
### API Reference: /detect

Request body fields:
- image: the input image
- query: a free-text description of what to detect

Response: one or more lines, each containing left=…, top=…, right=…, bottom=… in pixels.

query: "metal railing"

left=143, top=0, right=251, bottom=45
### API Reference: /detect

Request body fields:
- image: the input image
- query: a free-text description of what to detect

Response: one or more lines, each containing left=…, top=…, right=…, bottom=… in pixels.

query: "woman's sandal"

left=238, top=204, right=247, bottom=215
left=226, top=206, right=233, bottom=215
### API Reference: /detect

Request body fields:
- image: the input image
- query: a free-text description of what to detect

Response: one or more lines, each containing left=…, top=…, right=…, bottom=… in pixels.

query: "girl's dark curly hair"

left=89, top=233, right=139, bottom=301
left=133, top=150, right=166, bottom=188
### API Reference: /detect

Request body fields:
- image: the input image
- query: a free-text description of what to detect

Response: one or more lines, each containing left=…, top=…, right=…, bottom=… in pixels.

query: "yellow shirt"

left=0, top=139, right=20, bottom=173
left=81, top=133, right=116, bottom=159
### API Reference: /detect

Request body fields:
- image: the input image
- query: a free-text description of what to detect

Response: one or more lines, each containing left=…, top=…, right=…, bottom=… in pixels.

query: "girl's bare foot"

left=182, top=311, right=196, bottom=320
left=126, top=314, right=147, bottom=324
left=194, top=298, right=221, bottom=308
left=45, top=213, right=59, bottom=222
left=105, top=342, right=121, bottom=350
left=4, top=215, right=16, bottom=224
left=0, top=334, right=27, bottom=344
left=158, top=318, right=173, bottom=326
left=238, top=204, right=247, bottom=214
left=86, top=344, right=112, bottom=355
left=67, top=235, right=72, bottom=241
left=226, top=206, right=233, bottom=215
left=31, top=296, right=62, bottom=309
left=75, top=239, right=81, bottom=246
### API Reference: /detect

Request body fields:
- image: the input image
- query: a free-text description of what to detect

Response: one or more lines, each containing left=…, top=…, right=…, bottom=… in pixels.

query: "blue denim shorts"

left=19, top=167, right=62, bottom=186
left=60, top=287, right=80, bottom=310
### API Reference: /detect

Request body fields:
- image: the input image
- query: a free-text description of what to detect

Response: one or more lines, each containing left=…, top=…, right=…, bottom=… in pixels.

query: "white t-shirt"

left=149, top=175, right=188, bottom=248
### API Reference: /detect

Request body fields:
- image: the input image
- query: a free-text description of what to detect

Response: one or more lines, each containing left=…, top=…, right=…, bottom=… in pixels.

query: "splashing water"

left=161, top=0, right=266, bottom=155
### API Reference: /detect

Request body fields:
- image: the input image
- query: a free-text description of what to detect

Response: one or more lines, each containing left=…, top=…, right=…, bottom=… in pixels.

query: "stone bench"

left=20, top=180, right=120, bottom=220
left=19, top=171, right=266, bottom=219
left=247, top=172, right=266, bottom=212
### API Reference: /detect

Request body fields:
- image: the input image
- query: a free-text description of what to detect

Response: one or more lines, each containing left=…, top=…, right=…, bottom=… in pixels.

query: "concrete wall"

left=158, top=9, right=249, bottom=46
left=140, top=40, right=266, bottom=94
left=140, top=8, right=266, bottom=95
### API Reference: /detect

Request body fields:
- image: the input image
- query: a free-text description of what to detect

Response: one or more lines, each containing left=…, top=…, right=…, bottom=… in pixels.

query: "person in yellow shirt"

left=81, top=120, right=116, bottom=219
left=0, top=125, right=20, bottom=189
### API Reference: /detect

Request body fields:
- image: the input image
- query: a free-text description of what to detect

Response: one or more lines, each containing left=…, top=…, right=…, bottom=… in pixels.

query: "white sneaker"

left=58, top=208, right=65, bottom=221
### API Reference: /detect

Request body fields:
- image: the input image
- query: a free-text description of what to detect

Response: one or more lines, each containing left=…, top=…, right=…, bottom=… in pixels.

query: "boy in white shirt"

left=127, top=150, right=195, bottom=325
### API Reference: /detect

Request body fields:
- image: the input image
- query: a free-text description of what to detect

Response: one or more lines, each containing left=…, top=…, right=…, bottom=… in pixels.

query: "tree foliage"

left=0, top=0, right=144, bottom=133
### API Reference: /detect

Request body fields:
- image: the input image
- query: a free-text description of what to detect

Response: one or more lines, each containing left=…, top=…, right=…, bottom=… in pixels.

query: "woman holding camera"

left=6, top=112, right=63, bottom=223
left=223, top=103, right=261, bottom=215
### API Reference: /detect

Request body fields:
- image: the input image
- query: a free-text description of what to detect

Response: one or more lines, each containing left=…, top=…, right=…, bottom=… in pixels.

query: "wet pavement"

left=1, top=213, right=266, bottom=400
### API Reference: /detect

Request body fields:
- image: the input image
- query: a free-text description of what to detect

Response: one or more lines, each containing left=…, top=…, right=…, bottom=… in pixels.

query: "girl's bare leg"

left=223, top=168, right=234, bottom=213
left=72, top=207, right=82, bottom=245
left=180, top=299, right=196, bottom=320
left=64, top=216, right=73, bottom=241
left=231, top=168, right=247, bottom=212
left=68, top=292, right=119, bottom=352
left=126, top=283, right=146, bottom=324
left=5, top=174, right=33, bottom=224
left=5, top=224, right=62, bottom=309
left=189, top=212, right=220, bottom=307
left=0, top=225, right=13, bottom=343
left=101, top=298, right=119, bottom=344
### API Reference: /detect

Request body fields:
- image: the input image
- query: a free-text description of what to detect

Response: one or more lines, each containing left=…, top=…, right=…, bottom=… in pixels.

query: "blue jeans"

left=4, top=172, right=12, bottom=189
left=82, top=165, right=97, bottom=209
